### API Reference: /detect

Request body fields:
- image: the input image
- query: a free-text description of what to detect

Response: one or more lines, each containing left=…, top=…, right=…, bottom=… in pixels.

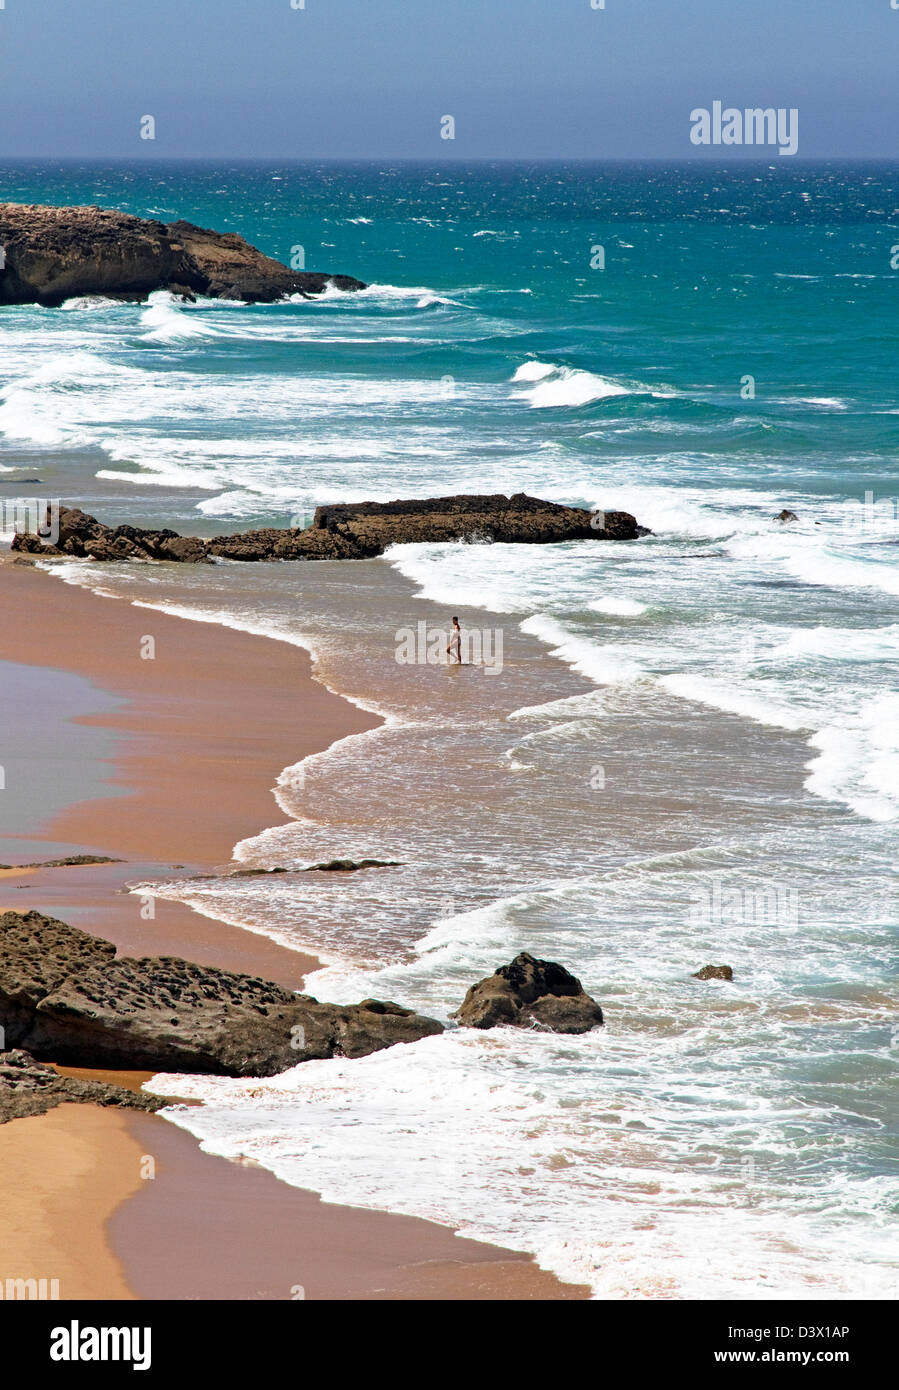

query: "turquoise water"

left=0, top=161, right=896, bottom=1297
left=2, top=160, right=899, bottom=528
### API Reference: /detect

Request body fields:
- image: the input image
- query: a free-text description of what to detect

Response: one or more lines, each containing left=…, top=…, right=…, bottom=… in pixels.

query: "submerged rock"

left=774, top=510, right=799, bottom=523
left=453, top=952, right=604, bottom=1034
left=14, top=494, right=649, bottom=563
left=692, top=964, right=734, bottom=981
left=0, top=203, right=365, bottom=307
left=0, top=910, right=442, bottom=1077
left=0, top=1048, right=165, bottom=1124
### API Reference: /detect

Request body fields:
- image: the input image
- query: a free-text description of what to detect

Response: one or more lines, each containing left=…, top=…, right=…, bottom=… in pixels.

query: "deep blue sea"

left=1, top=161, right=897, bottom=1297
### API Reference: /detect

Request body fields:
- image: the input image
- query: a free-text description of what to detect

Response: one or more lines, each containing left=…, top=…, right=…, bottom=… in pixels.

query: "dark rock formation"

left=228, top=867, right=290, bottom=877
left=228, top=859, right=401, bottom=876
left=13, top=506, right=213, bottom=563
left=309, top=494, right=648, bottom=549
left=692, top=964, right=734, bottom=981
left=0, top=910, right=442, bottom=1077
left=166, top=219, right=364, bottom=303
left=774, top=510, right=799, bottom=523
left=0, top=204, right=365, bottom=307
left=453, top=952, right=604, bottom=1034
left=0, top=1049, right=165, bottom=1124
left=14, top=495, right=649, bottom=563
left=0, top=855, right=121, bottom=870
left=305, top=859, right=402, bottom=872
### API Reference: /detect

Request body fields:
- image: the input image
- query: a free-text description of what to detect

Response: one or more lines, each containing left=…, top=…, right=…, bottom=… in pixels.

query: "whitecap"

left=588, top=596, right=649, bottom=617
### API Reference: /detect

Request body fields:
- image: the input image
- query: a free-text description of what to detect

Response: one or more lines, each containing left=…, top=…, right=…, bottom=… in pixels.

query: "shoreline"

left=0, top=558, right=590, bottom=1300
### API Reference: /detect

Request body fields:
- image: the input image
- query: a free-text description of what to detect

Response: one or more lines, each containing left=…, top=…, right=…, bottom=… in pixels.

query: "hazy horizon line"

left=2, top=154, right=899, bottom=167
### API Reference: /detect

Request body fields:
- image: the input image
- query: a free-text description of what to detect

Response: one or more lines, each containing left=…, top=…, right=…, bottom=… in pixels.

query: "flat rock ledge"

left=0, top=203, right=365, bottom=306
left=0, top=910, right=442, bottom=1078
left=0, top=1049, right=164, bottom=1125
left=14, top=494, right=649, bottom=564
left=453, top=952, right=604, bottom=1034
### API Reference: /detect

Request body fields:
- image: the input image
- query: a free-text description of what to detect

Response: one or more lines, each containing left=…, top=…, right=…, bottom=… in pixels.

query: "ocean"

left=1, top=159, right=897, bottom=1297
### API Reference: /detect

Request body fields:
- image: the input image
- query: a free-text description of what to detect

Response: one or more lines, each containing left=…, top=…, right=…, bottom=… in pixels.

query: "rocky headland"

left=13, top=494, right=649, bottom=563
left=0, top=203, right=365, bottom=306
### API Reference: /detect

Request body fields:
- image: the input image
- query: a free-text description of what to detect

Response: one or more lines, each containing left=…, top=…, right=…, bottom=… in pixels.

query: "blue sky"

left=0, top=0, right=897, bottom=159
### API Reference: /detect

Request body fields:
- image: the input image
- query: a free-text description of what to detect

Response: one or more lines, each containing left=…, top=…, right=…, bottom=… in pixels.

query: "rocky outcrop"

left=0, top=911, right=442, bottom=1077
left=0, top=1049, right=164, bottom=1124
left=229, top=859, right=401, bottom=876
left=453, top=952, right=604, bottom=1034
left=305, top=858, right=402, bottom=872
left=0, top=204, right=365, bottom=307
left=0, top=855, right=120, bottom=870
left=165, top=219, right=364, bottom=303
left=692, top=964, right=734, bottom=981
left=774, top=510, right=799, bottom=523
left=12, top=507, right=212, bottom=563
left=14, top=495, right=649, bottom=563
left=307, top=494, right=649, bottom=550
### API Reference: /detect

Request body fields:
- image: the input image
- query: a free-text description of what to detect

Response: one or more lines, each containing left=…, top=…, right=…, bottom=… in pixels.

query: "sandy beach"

left=0, top=558, right=588, bottom=1300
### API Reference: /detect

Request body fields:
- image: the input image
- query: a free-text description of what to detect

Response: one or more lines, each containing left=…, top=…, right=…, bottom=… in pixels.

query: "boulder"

left=14, top=495, right=649, bottom=564
left=774, top=510, right=799, bottom=523
left=0, top=1048, right=165, bottom=1124
left=453, top=952, right=604, bottom=1034
left=0, top=203, right=366, bottom=306
left=692, top=964, right=734, bottom=981
left=0, top=911, right=442, bottom=1077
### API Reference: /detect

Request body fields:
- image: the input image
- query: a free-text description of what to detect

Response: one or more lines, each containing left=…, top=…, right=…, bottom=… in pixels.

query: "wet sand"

left=0, top=1105, right=141, bottom=1301
left=0, top=559, right=589, bottom=1300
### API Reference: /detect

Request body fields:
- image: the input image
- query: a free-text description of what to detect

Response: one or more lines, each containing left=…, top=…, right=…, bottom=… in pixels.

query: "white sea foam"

left=520, top=614, right=646, bottom=686
left=141, top=291, right=218, bottom=342
left=777, top=624, right=899, bottom=661
left=59, top=295, right=127, bottom=311
left=0, top=350, right=124, bottom=447
left=510, top=360, right=557, bottom=382
left=805, top=694, right=899, bottom=822
left=727, top=530, right=899, bottom=598
left=660, top=673, right=809, bottom=732
left=588, top=596, right=649, bottom=616
left=512, top=361, right=630, bottom=408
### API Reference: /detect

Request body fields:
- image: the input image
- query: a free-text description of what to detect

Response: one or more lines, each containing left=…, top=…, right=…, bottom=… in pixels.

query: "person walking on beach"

left=446, top=616, right=462, bottom=665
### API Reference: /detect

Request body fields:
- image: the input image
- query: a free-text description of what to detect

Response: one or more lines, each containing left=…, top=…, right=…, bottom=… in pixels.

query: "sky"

left=0, top=0, right=897, bottom=160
